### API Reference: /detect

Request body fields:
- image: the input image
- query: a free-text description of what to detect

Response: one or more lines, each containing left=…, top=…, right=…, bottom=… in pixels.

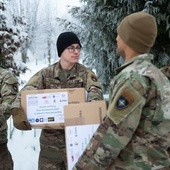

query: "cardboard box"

left=64, top=100, right=107, bottom=170
left=64, top=100, right=106, bottom=126
left=21, top=88, right=86, bottom=129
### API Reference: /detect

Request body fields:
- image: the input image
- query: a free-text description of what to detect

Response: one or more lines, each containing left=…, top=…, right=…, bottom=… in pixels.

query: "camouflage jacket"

left=73, top=54, right=170, bottom=170
left=12, top=62, right=103, bottom=109
left=0, top=67, right=18, bottom=144
left=160, top=64, right=170, bottom=81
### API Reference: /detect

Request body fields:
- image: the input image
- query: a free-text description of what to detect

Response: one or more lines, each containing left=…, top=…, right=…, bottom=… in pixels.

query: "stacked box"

left=64, top=100, right=107, bottom=170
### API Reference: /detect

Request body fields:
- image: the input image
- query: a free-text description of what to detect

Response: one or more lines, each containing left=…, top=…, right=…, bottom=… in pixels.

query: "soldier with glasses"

left=11, top=32, right=103, bottom=170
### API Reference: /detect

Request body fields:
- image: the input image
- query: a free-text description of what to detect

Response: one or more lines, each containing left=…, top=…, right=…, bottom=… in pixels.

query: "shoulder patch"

left=116, top=91, right=134, bottom=109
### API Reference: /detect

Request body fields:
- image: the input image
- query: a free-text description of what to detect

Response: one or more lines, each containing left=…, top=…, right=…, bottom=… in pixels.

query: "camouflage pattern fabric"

left=160, top=61, right=170, bottom=81
left=73, top=54, right=170, bottom=170
left=0, top=143, right=14, bottom=170
left=11, top=62, right=103, bottom=170
left=38, top=129, right=67, bottom=170
left=0, top=67, right=18, bottom=170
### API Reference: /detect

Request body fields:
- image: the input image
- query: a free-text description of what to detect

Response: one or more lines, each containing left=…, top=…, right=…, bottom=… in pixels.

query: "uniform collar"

left=115, top=53, right=153, bottom=74
left=54, top=62, right=78, bottom=79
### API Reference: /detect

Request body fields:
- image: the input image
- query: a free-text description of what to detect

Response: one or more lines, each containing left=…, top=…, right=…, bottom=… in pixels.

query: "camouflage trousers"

left=0, top=143, right=13, bottom=170
left=38, top=129, right=67, bottom=170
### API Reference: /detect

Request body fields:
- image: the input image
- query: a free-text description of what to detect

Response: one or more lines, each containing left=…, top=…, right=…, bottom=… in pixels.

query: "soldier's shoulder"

left=160, top=65, right=170, bottom=80
left=0, top=67, right=10, bottom=74
left=77, top=63, right=87, bottom=69
left=0, top=68, right=18, bottom=84
left=39, top=62, right=59, bottom=73
left=0, top=67, right=14, bottom=78
left=77, top=63, right=94, bottom=73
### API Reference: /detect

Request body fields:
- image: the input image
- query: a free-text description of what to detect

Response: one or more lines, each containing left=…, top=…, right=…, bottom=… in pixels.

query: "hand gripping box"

left=64, top=100, right=107, bottom=170
left=21, top=88, right=86, bottom=129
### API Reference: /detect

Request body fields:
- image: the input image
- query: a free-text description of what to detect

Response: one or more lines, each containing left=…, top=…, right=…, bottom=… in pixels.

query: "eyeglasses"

left=67, top=46, right=81, bottom=53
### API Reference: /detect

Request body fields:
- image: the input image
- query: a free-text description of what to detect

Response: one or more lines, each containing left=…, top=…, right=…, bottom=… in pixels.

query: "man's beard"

left=117, top=48, right=125, bottom=61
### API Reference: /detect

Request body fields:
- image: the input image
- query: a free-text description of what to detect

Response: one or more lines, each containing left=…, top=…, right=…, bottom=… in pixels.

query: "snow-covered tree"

left=36, top=0, right=59, bottom=65
left=9, top=0, right=60, bottom=65
left=0, top=0, right=28, bottom=76
left=144, top=0, right=170, bottom=67
left=8, top=0, right=41, bottom=63
left=57, top=0, right=170, bottom=93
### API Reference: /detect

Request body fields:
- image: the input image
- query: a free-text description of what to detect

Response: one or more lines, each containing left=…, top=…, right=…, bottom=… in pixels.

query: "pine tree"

left=0, top=0, right=28, bottom=76
left=58, top=0, right=170, bottom=93
left=144, top=0, right=170, bottom=67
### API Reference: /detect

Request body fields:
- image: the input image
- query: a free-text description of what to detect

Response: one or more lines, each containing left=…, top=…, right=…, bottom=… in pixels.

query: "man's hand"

left=11, top=108, right=32, bottom=130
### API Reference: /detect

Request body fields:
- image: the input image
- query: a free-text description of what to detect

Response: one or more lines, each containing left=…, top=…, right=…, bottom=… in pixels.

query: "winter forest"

left=1, top=0, right=170, bottom=93
left=0, top=0, right=170, bottom=169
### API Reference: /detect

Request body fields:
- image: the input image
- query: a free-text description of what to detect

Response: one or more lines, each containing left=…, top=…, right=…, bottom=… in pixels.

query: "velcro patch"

left=116, top=91, right=134, bottom=109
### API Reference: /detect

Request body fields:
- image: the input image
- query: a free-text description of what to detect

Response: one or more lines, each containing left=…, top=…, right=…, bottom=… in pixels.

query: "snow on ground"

left=7, top=56, right=108, bottom=170
left=8, top=60, right=48, bottom=170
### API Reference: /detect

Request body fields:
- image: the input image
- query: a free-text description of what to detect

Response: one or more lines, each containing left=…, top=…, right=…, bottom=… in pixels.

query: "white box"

left=64, top=101, right=107, bottom=169
left=26, top=91, right=68, bottom=125
left=21, top=88, right=86, bottom=129
left=66, top=124, right=99, bottom=170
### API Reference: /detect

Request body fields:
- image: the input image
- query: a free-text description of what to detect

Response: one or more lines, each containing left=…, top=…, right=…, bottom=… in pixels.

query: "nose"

left=116, top=35, right=119, bottom=42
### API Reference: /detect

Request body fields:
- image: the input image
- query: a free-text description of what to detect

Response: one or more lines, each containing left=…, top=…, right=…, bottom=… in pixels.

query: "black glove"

left=11, top=108, right=32, bottom=130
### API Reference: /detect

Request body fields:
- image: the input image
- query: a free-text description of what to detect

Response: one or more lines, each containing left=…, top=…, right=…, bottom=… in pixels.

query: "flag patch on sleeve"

left=116, top=91, right=134, bottom=109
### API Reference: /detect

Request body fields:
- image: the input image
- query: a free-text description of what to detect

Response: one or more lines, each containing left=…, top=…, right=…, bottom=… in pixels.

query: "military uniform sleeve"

left=160, top=66, right=170, bottom=81
left=73, top=78, right=147, bottom=169
left=85, top=70, right=103, bottom=101
left=11, top=69, right=45, bottom=109
left=0, top=71, right=18, bottom=125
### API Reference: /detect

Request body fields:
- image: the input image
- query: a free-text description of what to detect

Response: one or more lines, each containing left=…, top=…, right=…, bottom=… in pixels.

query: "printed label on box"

left=26, top=92, right=68, bottom=124
left=66, top=124, right=99, bottom=170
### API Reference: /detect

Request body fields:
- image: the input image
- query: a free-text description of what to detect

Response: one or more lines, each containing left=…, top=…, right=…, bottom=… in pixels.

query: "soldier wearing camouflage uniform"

left=161, top=60, right=170, bottom=81
left=73, top=12, right=170, bottom=170
left=11, top=32, right=103, bottom=170
left=0, top=67, right=18, bottom=170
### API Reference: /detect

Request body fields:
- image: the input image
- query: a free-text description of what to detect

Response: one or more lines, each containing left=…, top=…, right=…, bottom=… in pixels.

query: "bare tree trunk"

left=47, top=41, right=51, bottom=65
left=21, top=48, right=27, bottom=63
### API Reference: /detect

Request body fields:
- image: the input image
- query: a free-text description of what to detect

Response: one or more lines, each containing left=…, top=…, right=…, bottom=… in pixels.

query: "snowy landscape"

left=4, top=1, right=80, bottom=168
left=4, top=1, right=83, bottom=168
left=8, top=57, right=48, bottom=170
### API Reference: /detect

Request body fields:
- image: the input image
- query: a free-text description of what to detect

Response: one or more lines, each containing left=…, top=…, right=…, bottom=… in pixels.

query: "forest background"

left=1, top=0, right=170, bottom=93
